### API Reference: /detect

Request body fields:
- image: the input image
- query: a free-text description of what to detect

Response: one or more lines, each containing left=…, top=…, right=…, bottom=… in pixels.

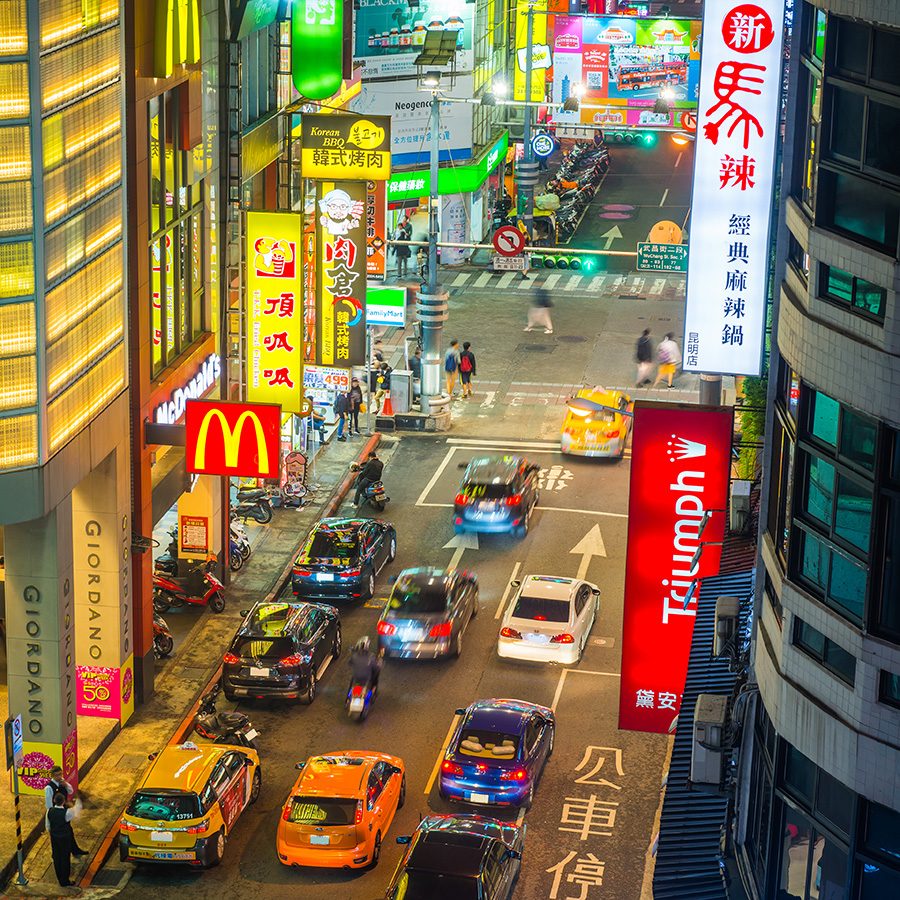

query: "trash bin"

left=390, top=369, right=412, bottom=415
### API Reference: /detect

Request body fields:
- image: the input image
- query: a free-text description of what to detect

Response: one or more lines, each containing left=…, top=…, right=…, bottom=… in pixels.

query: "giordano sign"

left=154, top=0, right=201, bottom=78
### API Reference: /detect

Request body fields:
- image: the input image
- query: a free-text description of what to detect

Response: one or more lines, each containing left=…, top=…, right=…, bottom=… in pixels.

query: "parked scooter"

left=153, top=559, right=226, bottom=614
left=229, top=520, right=251, bottom=571
left=193, top=682, right=259, bottom=749
left=232, top=488, right=273, bottom=524
left=153, top=613, right=174, bottom=658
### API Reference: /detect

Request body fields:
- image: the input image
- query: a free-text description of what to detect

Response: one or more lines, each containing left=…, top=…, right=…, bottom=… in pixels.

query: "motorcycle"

left=153, top=613, right=174, bottom=658
left=229, top=536, right=245, bottom=571
left=153, top=527, right=181, bottom=578
left=229, top=521, right=251, bottom=571
left=153, top=559, right=226, bottom=614
left=194, top=682, right=259, bottom=749
left=233, top=490, right=273, bottom=524
left=346, top=677, right=376, bottom=722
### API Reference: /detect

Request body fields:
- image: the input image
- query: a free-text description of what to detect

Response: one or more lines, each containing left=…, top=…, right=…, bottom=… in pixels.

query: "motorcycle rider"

left=348, top=636, right=382, bottom=695
left=354, top=450, right=384, bottom=507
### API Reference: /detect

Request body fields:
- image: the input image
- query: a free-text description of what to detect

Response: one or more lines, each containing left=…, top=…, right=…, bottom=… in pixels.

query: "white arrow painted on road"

left=480, top=390, right=496, bottom=409
left=600, top=225, right=623, bottom=250
left=443, top=532, right=479, bottom=569
left=570, top=524, right=607, bottom=581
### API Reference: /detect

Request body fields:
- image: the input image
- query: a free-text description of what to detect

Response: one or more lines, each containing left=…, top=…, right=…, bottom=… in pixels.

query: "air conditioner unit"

left=714, top=596, right=740, bottom=656
left=691, top=694, right=728, bottom=787
left=729, top=479, right=752, bottom=531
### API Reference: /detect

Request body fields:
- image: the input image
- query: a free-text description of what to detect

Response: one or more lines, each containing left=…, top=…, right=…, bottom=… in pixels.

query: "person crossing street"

left=459, top=342, right=477, bottom=398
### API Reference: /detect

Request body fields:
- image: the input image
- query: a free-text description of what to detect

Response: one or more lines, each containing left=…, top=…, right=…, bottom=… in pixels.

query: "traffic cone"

left=381, top=390, right=394, bottom=416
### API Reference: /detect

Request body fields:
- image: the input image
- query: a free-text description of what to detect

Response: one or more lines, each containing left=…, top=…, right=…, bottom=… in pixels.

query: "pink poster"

left=76, top=665, right=122, bottom=719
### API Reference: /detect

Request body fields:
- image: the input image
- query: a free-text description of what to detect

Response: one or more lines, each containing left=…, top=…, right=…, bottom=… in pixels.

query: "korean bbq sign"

left=618, top=403, right=733, bottom=733
left=682, top=1, right=785, bottom=376
left=185, top=400, right=282, bottom=479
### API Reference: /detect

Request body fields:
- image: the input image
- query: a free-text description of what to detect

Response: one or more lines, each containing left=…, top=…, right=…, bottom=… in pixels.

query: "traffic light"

left=531, top=252, right=600, bottom=273
left=604, top=130, right=658, bottom=147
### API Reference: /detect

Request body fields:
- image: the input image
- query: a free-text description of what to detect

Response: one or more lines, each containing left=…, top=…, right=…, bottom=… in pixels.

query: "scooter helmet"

left=354, top=636, right=371, bottom=653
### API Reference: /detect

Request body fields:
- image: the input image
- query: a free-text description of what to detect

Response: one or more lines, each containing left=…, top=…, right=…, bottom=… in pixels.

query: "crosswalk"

left=446, top=270, right=686, bottom=298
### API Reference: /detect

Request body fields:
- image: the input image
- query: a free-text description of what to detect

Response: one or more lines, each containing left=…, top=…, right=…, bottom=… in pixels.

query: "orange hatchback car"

left=276, top=751, right=406, bottom=870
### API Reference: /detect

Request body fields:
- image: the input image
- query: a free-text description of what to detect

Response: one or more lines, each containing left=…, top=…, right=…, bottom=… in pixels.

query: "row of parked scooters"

left=545, top=138, right=611, bottom=241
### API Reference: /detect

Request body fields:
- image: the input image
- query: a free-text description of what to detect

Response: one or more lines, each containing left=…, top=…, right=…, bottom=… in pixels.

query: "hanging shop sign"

left=233, top=0, right=282, bottom=41
left=291, top=0, right=344, bottom=99
left=315, top=181, right=368, bottom=367
left=531, top=132, right=556, bottom=159
left=366, top=180, right=387, bottom=279
left=154, top=0, right=201, bottom=78
left=246, top=211, right=306, bottom=413
left=682, top=0, right=786, bottom=376
left=303, top=365, right=351, bottom=392
left=366, top=285, right=407, bottom=327
left=514, top=0, right=549, bottom=101
left=618, top=403, right=733, bottom=734
left=185, top=400, right=283, bottom=479
left=153, top=352, right=221, bottom=424
left=301, top=113, right=391, bottom=181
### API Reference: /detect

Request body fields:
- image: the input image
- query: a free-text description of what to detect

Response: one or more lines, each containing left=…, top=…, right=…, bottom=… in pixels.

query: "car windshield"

left=462, top=481, right=513, bottom=501
left=127, top=791, right=201, bottom=822
left=306, top=529, right=359, bottom=559
left=457, top=729, right=520, bottom=759
left=511, top=595, right=570, bottom=623
left=233, top=636, right=295, bottom=660
left=244, top=603, right=293, bottom=636
left=389, top=577, right=449, bottom=613
left=287, top=797, right=358, bottom=826
left=390, top=870, right=480, bottom=899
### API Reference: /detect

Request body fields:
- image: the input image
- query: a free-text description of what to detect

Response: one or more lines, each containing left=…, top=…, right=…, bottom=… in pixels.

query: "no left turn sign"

left=493, top=225, right=526, bottom=258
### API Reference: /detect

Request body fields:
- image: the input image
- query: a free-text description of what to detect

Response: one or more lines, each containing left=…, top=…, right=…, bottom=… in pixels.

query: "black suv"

left=222, top=600, right=341, bottom=704
left=454, top=456, right=540, bottom=537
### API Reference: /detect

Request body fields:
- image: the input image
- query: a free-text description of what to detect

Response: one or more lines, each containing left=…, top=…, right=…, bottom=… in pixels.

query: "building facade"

left=736, top=2, right=900, bottom=897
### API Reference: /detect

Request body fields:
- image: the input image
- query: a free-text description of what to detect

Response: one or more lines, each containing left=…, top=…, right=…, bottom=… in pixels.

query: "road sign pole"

left=11, top=765, right=27, bottom=885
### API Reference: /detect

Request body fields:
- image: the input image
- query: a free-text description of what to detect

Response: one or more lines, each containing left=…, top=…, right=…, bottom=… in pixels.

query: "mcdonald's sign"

left=185, top=400, right=282, bottom=479
left=154, top=0, right=201, bottom=78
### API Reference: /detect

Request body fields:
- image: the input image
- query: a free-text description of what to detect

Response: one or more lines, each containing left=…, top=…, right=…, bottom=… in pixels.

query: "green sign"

left=366, top=285, right=406, bottom=327
left=387, top=132, right=508, bottom=202
left=292, top=0, right=343, bottom=100
left=636, top=242, right=688, bottom=273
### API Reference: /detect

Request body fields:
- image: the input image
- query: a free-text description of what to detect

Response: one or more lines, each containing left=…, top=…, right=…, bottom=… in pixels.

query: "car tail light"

left=351, top=685, right=365, bottom=698
left=223, top=652, right=240, bottom=665
left=342, top=568, right=361, bottom=577
left=505, top=493, right=522, bottom=506
left=550, top=633, right=575, bottom=644
left=501, top=769, right=528, bottom=781
left=294, top=567, right=311, bottom=577
left=280, top=654, right=304, bottom=666
left=377, top=621, right=396, bottom=636
left=454, top=493, right=469, bottom=505
left=120, top=818, right=137, bottom=832
left=500, top=627, right=522, bottom=639
left=454, top=517, right=463, bottom=525
left=281, top=804, right=291, bottom=822
left=442, top=760, right=464, bottom=776
left=429, top=622, right=452, bottom=638
left=186, top=819, right=210, bottom=834
left=607, top=430, right=620, bottom=438
left=355, top=801, right=364, bottom=824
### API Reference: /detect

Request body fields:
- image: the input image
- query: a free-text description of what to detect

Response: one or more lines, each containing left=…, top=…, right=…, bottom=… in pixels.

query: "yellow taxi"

left=560, top=387, right=633, bottom=459
left=276, top=751, right=405, bottom=869
left=119, top=741, right=261, bottom=868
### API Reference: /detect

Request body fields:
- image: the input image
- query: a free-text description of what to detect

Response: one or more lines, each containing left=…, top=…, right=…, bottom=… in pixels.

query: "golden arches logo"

left=193, top=409, right=271, bottom=475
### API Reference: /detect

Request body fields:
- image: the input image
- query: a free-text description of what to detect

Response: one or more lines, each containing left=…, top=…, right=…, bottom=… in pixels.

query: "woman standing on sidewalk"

left=348, top=377, right=364, bottom=434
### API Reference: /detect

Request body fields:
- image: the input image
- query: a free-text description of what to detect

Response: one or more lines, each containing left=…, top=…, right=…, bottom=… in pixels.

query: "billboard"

left=354, top=0, right=474, bottom=78
left=300, top=113, right=391, bottom=181
left=550, top=15, right=701, bottom=128
left=366, top=180, right=387, bottom=279
left=246, top=211, right=305, bottom=413
left=618, top=403, right=733, bottom=733
left=682, top=0, right=785, bottom=376
left=514, top=0, right=549, bottom=102
left=315, top=181, right=368, bottom=367
left=185, top=400, right=283, bottom=479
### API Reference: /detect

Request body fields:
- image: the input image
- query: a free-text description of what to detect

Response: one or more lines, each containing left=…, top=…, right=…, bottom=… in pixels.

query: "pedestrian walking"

left=47, top=792, right=83, bottom=886
left=373, top=363, right=392, bottom=413
left=44, top=767, right=88, bottom=856
left=333, top=390, right=349, bottom=441
left=394, top=221, right=411, bottom=277
left=652, top=333, right=681, bottom=389
left=348, top=377, right=364, bottom=434
left=635, top=328, right=654, bottom=386
left=444, top=340, right=461, bottom=396
left=525, top=287, right=554, bottom=334
left=409, top=347, right=422, bottom=398
left=459, top=342, right=477, bottom=398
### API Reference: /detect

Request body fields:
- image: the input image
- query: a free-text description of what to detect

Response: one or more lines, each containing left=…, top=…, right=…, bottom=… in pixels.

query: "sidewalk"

left=2, top=429, right=381, bottom=896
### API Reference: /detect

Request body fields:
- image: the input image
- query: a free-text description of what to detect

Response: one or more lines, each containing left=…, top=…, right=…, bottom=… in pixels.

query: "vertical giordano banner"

left=292, top=0, right=344, bottom=100
left=514, top=0, right=549, bottom=102
left=315, top=181, right=368, bottom=366
left=245, top=212, right=307, bottom=414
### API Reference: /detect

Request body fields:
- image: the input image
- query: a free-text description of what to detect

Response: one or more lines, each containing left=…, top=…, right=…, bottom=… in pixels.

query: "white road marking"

left=543, top=273, right=562, bottom=290
left=587, top=275, right=607, bottom=292
left=650, top=277, right=667, bottom=295
left=495, top=561, right=522, bottom=620
left=517, top=276, right=535, bottom=290
left=570, top=524, right=608, bottom=581
left=674, top=151, right=683, bottom=168
left=473, top=272, right=493, bottom=288
left=425, top=714, right=461, bottom=795
left=552, top=668, right=621, bottom=712
left=415, top=447, right=457, bottom=507
left=660, top=188, right=669, bottom=207
left=564, top=275, right=583, bottom=291
left=451, top=272, right=471, bottom=287
left=480, top=390, right=497, bottom=409
left=497, top=272, right=517, bottom=289
left=447, top=437, right=559, bottom=448
left=443, top=532, right=479, bottom=569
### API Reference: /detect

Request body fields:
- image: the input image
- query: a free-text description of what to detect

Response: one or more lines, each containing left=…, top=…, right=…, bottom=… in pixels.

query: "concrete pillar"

left=5, top=502, right=79, bottom=794
left=700, top=373, right=723, bottom=407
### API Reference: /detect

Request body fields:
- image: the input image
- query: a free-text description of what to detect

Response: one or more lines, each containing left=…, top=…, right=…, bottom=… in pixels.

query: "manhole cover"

left=91, top=867, right=129, bottom=886
left=556, top=335, right=587, bottom=343
left=515, top=344, right=556, bottom=353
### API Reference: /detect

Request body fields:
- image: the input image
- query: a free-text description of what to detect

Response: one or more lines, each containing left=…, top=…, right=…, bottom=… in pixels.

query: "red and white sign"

left=493, top=225, right=526, bottom=257
left=682, top=0, right=785, bottom=377
left=618, top=403, right=733, bottom=734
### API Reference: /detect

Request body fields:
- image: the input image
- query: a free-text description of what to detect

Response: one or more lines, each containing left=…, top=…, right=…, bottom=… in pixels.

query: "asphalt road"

left=106, top=428, right=668, bottom=900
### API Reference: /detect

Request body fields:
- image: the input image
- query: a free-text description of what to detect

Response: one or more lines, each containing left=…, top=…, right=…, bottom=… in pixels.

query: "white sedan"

left=498, top=575, right=600, bottom=665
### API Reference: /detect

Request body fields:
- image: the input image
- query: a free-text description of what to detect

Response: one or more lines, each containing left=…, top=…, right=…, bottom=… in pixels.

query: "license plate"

left=470, top=792, right=490, bottom=804
left=250, top=667, right=270, bottom=677
left=526, top=633, right=550, bottom=644
left=400, top=628, right=422, bottom=642
left=349, top=697, right=364, bottom=712
left=151, top=831, right=173, bottom=842
left=156, top=851, right=195, bottom=860
left=244, top=728, right=258, bottom=741
left=317, top=573, right=334, bottom=582
left=310, top=834, right=330, bottom=845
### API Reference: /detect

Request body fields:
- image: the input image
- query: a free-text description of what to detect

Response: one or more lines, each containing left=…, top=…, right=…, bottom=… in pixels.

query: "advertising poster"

left=354, top=0, right=474, bottom=78
left=300, top=113, right=391, bottom=181
left=16, top=729, right=78, bottom=796
left=514, top=0, right=549, bottom=101
left=246, top=212, right=305, bottom=413
left=179, top=515, right=209, bottom=554
left=76, top=665, right=122, bottom=719
left=366, top=180, right=387, bottom=279
left=315, top=181, right=368, bottom=367
left=550, top=15, right=701, bottom=127
left=618, top=403, right=733, bottom=734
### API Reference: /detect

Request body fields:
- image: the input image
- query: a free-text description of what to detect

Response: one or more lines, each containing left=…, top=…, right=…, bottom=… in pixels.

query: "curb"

left=77, top=434, right=382, bottom=888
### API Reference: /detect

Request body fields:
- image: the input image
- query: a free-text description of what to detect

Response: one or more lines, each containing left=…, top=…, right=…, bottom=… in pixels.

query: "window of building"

left=875, top=493, right=900, bottom=639
left=796, top=526, right=866, bottom=623
left=811, top=391, right=839, bottom=446
left=863, top=801, right=900, bottom=863
left=767, top=416, right=795, bottom=566
left=797, top=66, right=822, bottom=213
left=871, top=27, right=900, bottom=89
left=878, top=670, right=900, bottom=709
left=834, top=18, right=869, bottom=78
left=840, top=408, right=878, bottom=471
left=779, top=805, right=849, bottom=900
left=792, top=617, right=857, bottom=685
left=828, top=87, right=864, bottom=163
left=764, top=573, right=784, bottom=627
left=819, top=264, right=886, bottom=321
left=788, top=234, right=810, bottom=283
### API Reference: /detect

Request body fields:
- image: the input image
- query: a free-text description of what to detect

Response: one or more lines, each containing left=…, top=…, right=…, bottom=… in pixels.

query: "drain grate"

left=515, top=343, right=556, bottom=353
left=91, top=866, right=129, bottom=886
left=556, top=335, right=587, bottom=343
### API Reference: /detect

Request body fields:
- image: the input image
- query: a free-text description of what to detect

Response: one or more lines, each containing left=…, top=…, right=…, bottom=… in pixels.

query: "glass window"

left=813, top=9, right=826, bottom=62
left=840, top=409, right=877, bottom=471
left=875, top=495, right=900, bottom=639
left=816, top=769, right=853, bottom=837
left=827, top=551, right=866, bottom=622
left=878, top=670, right=900, bottom=710
left=820, top=168, right=900, bottom=255
left=820, top=264, right=853, bottom=305
left=800, top=529, right=829, bottom=593
left=805, top=455, right=835, bottom=526
left=811, top=392, right=839, bottom=446
left=808, top=831, right=848, bottom=900
left=835, top=18, right=869, bottom=77
left=781, top=806, right=813, bottom=898
left=788, top=234, right=810, bottom=282
left=834, top=475, right=872, bottom=551
left=820, top=265, right=887, bottom=320
left=852, top=277, right=886, bottom=318
left=829, top=88, right=864, bottom=162
left=793, top=617, right=856, bottom=686
left=865, top=100, right=900, bottom=178
left=871, top=27, right=900, bottom=87
left=892, top=432, right=900, bottom=484
left=864, top=801, right=900, bottom=862
left=799, top=69, right=821, bottom=211
left=859, top=862, right=900, bottom=900
left=785, top=744, right=815, bottom=803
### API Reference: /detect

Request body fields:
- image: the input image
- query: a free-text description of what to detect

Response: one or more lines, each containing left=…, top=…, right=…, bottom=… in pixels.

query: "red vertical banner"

left=618, top=403, right=734, bottom=733
left=366, top=179, right=387, bottom=280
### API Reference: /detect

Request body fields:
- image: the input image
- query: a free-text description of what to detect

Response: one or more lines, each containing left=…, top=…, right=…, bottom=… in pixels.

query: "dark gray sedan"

left=376, top=567, right=478, bottom=659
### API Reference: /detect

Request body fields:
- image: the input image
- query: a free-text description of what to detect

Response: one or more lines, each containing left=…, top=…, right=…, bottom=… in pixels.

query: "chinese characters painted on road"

left=683, top=1, right=785, bottom=376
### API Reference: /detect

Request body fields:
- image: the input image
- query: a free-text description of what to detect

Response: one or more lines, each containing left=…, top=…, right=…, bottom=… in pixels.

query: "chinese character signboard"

left=682, top=0, right=785, bottom=375
left=301, top=113, right=391, bottom=181
left=636, top=242, right=688, bottom=272
left=246, top=211, right=305, bottom=412
left=514, top=0, right=549, bottom=102
left=618, top=403, right=733, bottom=733
left=291, top=0, right=344, bottom=100
left=366, top=180, right=387, bottom=279
left=316, top=181, right=368, bottom=366
left=179, top=515, right=209, bottom=555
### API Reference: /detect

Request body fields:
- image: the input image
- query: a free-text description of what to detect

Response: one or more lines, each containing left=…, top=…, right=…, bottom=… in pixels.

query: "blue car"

left=438, top=699, right=555, bottom=809
left=453, top=456, right=540, bottom=537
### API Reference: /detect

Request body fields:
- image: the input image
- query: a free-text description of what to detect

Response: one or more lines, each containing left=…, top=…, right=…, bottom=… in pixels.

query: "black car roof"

left=465, top=456, right=523, bottom=484
left=238, top=600, right=314, bottom=637
left=408, top=831, right=490, bottom=877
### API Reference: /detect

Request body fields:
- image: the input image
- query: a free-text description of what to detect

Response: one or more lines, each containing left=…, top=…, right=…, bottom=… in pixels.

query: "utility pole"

left=517, top=1, right=540, bottom=237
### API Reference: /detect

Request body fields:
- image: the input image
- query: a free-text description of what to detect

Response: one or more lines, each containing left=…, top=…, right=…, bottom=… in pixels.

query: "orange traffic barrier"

left=381, top=391, right=394, bottom=416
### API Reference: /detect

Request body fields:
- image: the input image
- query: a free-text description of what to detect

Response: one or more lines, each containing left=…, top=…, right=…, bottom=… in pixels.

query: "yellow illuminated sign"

left=514, top=0, right=548, bottom=102
left=301, top=114, right=391, bottom=182
left=154, top=0, right=201, bottom=78
left=193, top=409, right=271, bottom=474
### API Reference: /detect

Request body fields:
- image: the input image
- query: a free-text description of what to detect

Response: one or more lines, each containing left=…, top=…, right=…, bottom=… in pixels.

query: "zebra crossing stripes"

left=542, top=273, right=562, bottom=291
left=563, top=275, right=583, bottom=291
left=473, top=272, right=493, bottom=288
left=451, top=272, right=471, bottom=287
left=497, top=272, right=517, bottom=289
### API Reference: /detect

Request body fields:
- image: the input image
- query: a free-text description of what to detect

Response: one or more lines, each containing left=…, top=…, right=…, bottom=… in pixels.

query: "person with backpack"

left=373, top=362, right=392, bottom=414
left=444, top=339, right=461, bottom=397
left=459, top=342, right=477, bottom=398
left=635, top=328, right=653, bottom=387
left=652, top=333, right=681, bottom=389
